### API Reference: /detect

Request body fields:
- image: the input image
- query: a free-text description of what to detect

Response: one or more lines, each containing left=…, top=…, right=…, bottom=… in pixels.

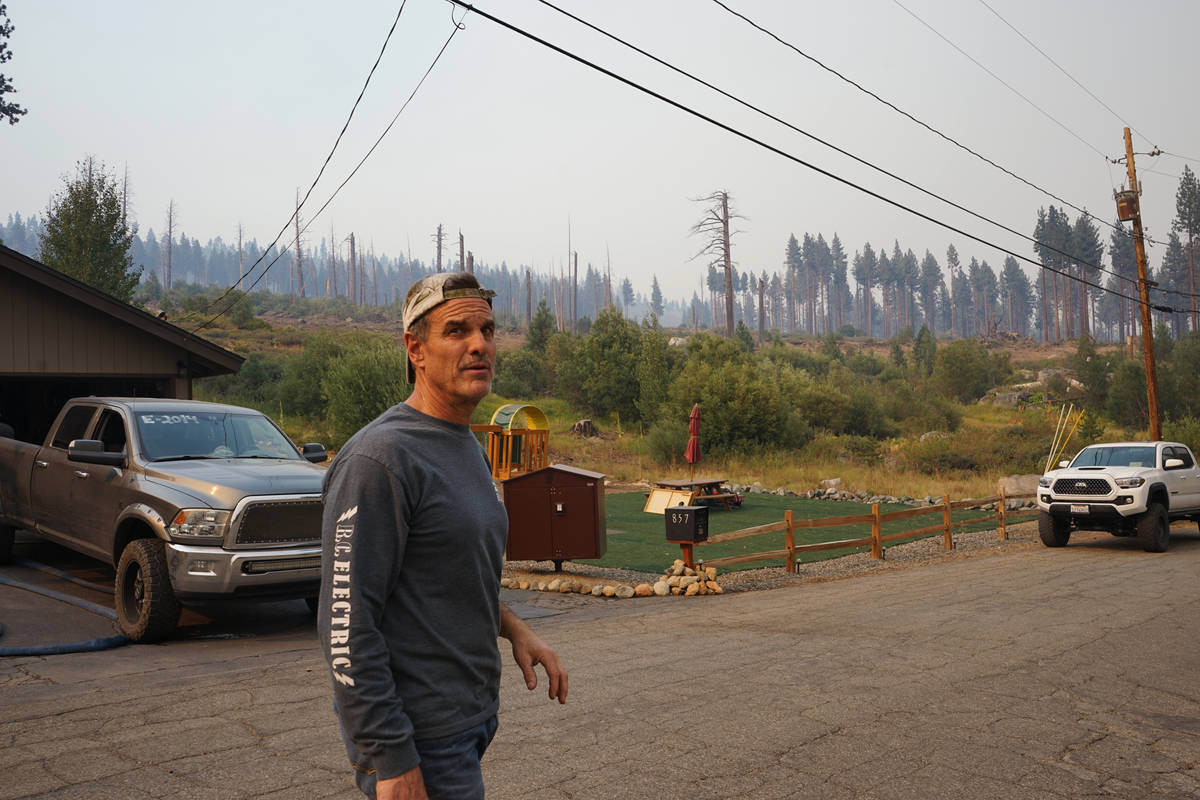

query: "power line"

left=892, top=0, right=1107, bottom=159
left=1160, top=150, right=1200, bottom=167
left=976, top=0, right=1153, bottom=148
left=530, top=0, right=1171, bottom=301
left=191, top=15, right=464, bottom=331
left=181, top=1, right=411, bottom=327
left=708, top=0, right=1163, bottom=250
left=445, top=1, right=1179, bottom=315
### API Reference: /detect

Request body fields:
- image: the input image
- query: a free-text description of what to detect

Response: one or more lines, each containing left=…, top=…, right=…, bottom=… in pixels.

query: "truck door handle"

left=73, top=470, right=89, bottom=479
left=35, top=460, right=48, bottom=469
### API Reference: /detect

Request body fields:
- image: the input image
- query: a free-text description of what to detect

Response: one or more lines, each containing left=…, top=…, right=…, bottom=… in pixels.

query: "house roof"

left=0, top=244, right=244, bottom=378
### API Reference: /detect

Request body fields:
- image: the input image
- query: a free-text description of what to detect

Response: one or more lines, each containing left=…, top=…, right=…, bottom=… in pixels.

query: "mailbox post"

left=665, top=504, right=708, bottom=568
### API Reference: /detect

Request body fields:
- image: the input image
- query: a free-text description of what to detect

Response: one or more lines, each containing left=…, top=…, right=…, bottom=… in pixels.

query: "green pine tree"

left=39, top=157, right=140, bottom=301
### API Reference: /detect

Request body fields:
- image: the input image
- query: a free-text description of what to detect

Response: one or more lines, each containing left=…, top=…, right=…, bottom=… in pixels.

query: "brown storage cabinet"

left=503, top=464, right=607, bottom=563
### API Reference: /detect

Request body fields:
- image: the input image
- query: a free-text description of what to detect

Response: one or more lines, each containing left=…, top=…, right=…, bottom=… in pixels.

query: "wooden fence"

left=678, top=491, right=1039, bottom=572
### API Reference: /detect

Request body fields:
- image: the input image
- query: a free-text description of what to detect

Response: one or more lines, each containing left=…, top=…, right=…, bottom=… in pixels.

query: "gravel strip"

left=503, top=521, right=1043, bottom=594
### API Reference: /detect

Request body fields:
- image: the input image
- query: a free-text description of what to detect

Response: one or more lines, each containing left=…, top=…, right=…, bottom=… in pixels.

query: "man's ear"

left=404, top=330, right=424, bottom=373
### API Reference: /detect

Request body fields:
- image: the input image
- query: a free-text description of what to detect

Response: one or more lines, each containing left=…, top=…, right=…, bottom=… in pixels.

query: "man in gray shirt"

left=319, top=272, right=567, bottom=800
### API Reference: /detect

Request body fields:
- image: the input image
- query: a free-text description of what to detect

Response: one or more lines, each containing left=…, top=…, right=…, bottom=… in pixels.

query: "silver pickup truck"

left=0, top=398, right=328, bottom=642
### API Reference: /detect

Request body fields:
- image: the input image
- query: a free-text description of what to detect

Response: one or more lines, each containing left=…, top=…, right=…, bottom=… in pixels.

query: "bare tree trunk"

left=164, top=200, right=176, bottom=289
left=435, top=224, right=444, bottom=273
left=236, top=222, right=245, bottom=292
left=293, top=190, right=305, bottom=298
left=757, top=277, right=765, bottom=343
left=349, top=233, right=357, bottom=306
left=720, top=192, right=734, bottom=337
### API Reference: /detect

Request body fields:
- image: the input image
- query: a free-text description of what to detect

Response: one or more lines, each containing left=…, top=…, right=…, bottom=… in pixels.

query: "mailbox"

left=503, top=464, right=607, bottom=565
left=665, top=505, right=708, bottom=543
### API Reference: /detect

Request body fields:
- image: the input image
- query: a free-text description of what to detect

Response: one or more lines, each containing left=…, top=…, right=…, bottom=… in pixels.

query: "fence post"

left=942, top=494, right=954, bottom=550
left=998, top=487, right=1008, bottom=541
left=871, top=503, right=883, bottom=560
left=785, top=509, right=796, bottom=573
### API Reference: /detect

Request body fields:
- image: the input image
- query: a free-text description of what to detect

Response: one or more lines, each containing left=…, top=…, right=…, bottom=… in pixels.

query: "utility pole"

left=1118, top=127, right=1162, bottom=439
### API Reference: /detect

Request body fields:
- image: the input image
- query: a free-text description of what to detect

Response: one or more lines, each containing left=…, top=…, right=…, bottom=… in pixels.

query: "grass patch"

left=577, top=492, right=996, bottom=574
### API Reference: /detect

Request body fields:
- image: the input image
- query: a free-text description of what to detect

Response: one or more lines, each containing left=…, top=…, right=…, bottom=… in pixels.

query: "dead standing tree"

left=690, top=190, right=741, bottom=338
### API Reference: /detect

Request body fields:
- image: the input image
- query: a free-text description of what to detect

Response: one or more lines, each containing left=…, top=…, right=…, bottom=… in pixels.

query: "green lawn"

left=578, top=492, right=1000, bottom=574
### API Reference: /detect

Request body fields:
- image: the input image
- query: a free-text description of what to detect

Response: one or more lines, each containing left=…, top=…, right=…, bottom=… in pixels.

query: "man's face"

left=408, top=297, right=496, bottom=408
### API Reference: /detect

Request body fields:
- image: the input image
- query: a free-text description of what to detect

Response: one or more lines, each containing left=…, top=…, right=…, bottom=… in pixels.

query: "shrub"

left=1105, top=359, right=1147, bottom=430
left=493, top=348, right=549, bottom=399
left=646, top=416, right=689, bottom=465
left=1164, top=416, right=1200, bottom=455
left=931, top=339, right=1012, bottom=402
left=902, top=423, right=1050, bottom=476
left=800, top=434, right=882, bottom=465
left=323, top=338, right=411, bottom=446
left=276, top=332, right=349, bottom=417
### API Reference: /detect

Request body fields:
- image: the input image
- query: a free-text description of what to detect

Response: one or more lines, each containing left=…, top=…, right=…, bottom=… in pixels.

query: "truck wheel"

left=1136, top=504, right=1170, bottom=553
left=115, top=539, right=181, bottom=642
left=0, top=525, right=14, bottom=564
left=1038, top=512, right=1070, bottom=547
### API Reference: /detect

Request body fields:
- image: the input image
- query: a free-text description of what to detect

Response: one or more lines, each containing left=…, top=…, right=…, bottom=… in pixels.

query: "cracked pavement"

left=3, top=528, right=1200, bottom=798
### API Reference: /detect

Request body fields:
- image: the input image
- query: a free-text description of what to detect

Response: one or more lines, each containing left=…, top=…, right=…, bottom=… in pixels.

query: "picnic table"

left=645, top=477, right=743, bottom=513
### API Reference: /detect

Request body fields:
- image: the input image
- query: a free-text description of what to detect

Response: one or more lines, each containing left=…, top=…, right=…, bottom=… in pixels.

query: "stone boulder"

left=997, top=474, right=1041, bottom=497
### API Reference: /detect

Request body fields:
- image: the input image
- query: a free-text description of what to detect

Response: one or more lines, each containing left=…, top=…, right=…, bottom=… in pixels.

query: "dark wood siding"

left=0, top=268, right=178, bottom=377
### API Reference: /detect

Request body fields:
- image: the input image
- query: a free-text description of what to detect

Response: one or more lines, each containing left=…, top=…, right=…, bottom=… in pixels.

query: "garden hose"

left=0, top=572, right=130, bottom=656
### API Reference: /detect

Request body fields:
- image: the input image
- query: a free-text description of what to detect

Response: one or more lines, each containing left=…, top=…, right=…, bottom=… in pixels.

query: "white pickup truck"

left=1036, top=441, right=1200, bottom=552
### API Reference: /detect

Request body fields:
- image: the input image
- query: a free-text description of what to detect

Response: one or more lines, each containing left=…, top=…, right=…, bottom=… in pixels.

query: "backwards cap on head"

left=402, top=272, right=496, bottom=384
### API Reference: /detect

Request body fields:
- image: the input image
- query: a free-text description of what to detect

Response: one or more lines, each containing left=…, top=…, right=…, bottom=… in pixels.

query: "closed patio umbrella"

left=685, top=404, right=701, bottom=479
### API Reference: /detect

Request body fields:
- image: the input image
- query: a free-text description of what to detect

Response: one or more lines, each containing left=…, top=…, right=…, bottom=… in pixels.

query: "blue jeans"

left=352, top=716, right=499, bottom=799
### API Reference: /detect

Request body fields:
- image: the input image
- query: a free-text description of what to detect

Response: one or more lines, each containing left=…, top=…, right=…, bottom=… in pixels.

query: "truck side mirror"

left=301, top=443, right=328, bottom=463
left=68, top=439, right=126, bottom=468
left=1165, top=458, right=1184, bottom=470
left=1058, top=460, right=1070, bottom=468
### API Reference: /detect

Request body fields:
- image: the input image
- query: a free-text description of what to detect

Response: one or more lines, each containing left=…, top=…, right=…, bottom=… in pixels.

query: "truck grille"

left=231, top=498, right=323, bottom=547
left=1052, top=478, right=1111, bottom=496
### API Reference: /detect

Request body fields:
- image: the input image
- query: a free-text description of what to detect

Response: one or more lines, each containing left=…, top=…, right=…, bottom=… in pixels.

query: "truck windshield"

left=1070, top=446, right=1157, bottom=468
left=134, top=411, right=301, bottom=462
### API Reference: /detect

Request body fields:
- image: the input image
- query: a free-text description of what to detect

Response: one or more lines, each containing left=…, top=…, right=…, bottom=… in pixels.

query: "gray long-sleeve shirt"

left=318, top=402, right=507, bottom=781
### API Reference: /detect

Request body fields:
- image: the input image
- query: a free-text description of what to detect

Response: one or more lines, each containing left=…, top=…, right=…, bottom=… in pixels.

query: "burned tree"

left=690, top=190, right=741, bottom=338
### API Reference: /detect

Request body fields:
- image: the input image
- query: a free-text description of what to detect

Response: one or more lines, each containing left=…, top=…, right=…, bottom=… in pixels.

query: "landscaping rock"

left=653, top=581, right=670, bottom=596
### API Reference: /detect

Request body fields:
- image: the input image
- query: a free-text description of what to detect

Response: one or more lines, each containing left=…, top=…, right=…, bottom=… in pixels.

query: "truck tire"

left=1136, top=504, right=1170, bottom=553
left=0, top=525, right=14, bottom=564
left=1038, top=512, right=1070, bottom=547
left=115, top=539, right=181, bottom=642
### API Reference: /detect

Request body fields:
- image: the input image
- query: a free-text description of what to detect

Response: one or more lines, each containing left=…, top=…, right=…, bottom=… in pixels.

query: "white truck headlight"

left=1038, top=476, right=1052, bottom=488
left=1114, top=477, right=1145, bottom=488
left=168, top=509, right=230, bottom=542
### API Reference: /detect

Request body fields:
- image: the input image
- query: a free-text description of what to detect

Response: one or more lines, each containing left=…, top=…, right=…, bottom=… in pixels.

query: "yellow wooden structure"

left=471, top=403, right=549, bottom=481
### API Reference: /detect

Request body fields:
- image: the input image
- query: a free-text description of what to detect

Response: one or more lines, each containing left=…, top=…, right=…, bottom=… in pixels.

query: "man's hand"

left=377, top=765, right=427, bottom=800
left=500, top=604, right=568, bottom=703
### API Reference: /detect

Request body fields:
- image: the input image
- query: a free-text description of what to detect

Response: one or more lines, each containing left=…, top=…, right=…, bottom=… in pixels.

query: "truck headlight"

left=168, top=509, right=230, bottom=542
left=1114, top=477, right=1145, bottom=488
left=1038, top=476, right=1052, bottom=488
